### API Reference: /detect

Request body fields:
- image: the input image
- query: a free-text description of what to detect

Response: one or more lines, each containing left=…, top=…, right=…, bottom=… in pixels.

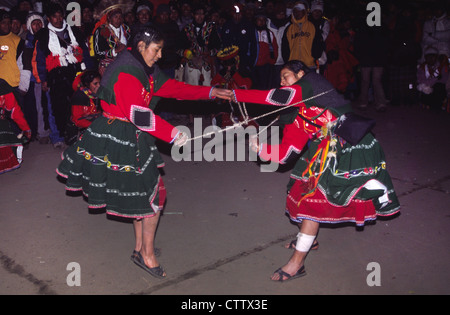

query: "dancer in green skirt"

left=57, top=25, right=233, bottom=278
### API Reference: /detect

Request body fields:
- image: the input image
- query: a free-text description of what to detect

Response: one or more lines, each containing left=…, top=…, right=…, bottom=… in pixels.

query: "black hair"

left=0, top=9, right=10, bottom=22
left=45, top=2, right=65, bottom=17
left=81, top=70, right=101, bottom=87
left=282, top=60, right=311, bottom=75
left=131, top=25, right=164, bottom=51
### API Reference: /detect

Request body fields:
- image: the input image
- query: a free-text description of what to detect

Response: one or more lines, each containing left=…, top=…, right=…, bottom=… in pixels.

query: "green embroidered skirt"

left=286, top=133, right=400, bottom=226
left=56, top=116, right=166, bottom=218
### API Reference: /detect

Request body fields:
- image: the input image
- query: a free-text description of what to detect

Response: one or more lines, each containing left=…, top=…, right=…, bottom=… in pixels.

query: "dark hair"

left=282, top=60, right=311, bottom=75
left=131, top=25, right=164, bottom=51
left=45, top=2, right=65, bottom=17
left=81, top=70, right=101, bottom=87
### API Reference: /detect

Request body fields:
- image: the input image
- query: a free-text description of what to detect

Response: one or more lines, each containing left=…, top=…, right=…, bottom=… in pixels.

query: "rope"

left=184, top=89, right=334, bottom=142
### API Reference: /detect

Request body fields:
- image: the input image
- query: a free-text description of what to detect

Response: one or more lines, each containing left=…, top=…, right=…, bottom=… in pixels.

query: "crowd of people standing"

left=0, top=0, right=449, bottom=173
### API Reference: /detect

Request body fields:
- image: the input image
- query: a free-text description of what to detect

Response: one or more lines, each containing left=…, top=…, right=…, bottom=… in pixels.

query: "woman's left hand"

left=249, top=135, right=260, bottom=153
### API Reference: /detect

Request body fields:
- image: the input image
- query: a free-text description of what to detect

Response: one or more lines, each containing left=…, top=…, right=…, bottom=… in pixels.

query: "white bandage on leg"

left=295, top=232, right=316, bottom=252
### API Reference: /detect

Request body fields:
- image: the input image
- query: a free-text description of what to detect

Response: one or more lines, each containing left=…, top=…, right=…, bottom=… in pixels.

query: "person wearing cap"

left=281, top=1, right=316, bottom=69
left=130, top=0, right=154, bottom=41
left=34, top=2, right=89, bottom=148
left=92, top=6, right=131, bottom=75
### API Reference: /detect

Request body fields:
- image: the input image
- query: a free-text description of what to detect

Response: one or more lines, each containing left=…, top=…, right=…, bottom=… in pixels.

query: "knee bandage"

left=295, top=232, right=316, bottom=252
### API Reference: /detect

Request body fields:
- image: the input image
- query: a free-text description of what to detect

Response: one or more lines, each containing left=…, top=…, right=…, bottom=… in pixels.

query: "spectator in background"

left=253, top=9, right=278, bottom=90
left=13, top=0, right=32, bottom=15
left=92, top=6, right=131, bottom=75
left=220, top=3, right=257, bottom=78
left=67, top=70, right=101, bottom=145
left=0, top=9, right=28, bottom=113
left=169, top=3, right=181, bottom=29
left=324, top=13, right=358, bottom=97
left=308, top=0, right=330, bottom=74
left=387, top=4, right=422, bottom=107
left=177, top=0, right=193, bottom=31
left=79, top=1, right=96, bottom=41
left=267, top=1, right=290, bottom=87
left=281, top=2, right=316, bottom=69
left=354, top=17, right=389, bottom=111
left=180, top=5, right=221, bottom=87
left=417, top=46, right=449, bottom=111
left=421, top=2, right=449, bottom=62
left=131, top=0, right=154, bottom=39
left=10, top=11, right=27, bottom=40
left=34, top=2, right=89, bottom=148
left=23, top=12, right=50, bottom=144
left=154, top=4, right=181, bottom=79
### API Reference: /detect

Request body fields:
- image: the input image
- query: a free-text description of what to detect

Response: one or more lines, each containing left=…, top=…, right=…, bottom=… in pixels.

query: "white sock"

left=295, top=232, right=316, bottom=252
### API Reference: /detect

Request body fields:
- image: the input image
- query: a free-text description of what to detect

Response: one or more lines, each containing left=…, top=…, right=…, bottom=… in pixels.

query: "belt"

left=103, top=112, right=130, bottom=124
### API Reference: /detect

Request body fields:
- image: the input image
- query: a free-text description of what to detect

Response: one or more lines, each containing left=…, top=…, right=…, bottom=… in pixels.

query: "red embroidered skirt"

left=286, top=179, right=378, bottom=226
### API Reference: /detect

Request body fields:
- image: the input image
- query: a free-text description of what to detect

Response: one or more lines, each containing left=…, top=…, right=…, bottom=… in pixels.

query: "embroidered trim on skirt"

left=56, top=116, right=166, bottom=218
left=286, top=132, right=400, bottom=226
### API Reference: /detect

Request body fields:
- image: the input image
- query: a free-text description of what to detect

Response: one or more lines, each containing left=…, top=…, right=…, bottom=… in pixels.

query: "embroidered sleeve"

left=130, top=105, right=155, bottom=132
left=114, top=73, right=179, bottom=143
left=234, top=85, right=303, bottom=107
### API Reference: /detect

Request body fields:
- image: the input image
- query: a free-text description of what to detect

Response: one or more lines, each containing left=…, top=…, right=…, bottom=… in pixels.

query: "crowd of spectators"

left=0, top=0, right=449, bottom=150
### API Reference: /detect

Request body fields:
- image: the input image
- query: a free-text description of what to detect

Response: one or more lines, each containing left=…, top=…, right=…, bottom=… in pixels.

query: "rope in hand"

left=177, top=89, right=334, bottom=144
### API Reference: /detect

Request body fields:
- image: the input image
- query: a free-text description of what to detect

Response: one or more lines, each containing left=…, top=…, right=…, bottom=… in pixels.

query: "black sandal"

left=132, top=251, right=166, bottom=279
left=272, top=265, right=306, bottom=282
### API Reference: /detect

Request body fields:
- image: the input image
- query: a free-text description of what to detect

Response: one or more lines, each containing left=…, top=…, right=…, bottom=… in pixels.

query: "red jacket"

left=101, top=73, right=215, bottom=143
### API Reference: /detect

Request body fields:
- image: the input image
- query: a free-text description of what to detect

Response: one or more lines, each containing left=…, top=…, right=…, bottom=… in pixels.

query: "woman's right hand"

left=211, top=88, right=234, bottom=101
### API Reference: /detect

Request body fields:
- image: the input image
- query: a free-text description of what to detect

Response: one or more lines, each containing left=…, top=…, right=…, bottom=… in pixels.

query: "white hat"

left=26, top=12, right=44, bottom=34
left=311, top=0, right=324, bottom=12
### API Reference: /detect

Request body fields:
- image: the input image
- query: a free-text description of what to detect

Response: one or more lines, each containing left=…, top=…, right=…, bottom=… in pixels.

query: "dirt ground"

left=1, top=103, right=449, bottom=296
